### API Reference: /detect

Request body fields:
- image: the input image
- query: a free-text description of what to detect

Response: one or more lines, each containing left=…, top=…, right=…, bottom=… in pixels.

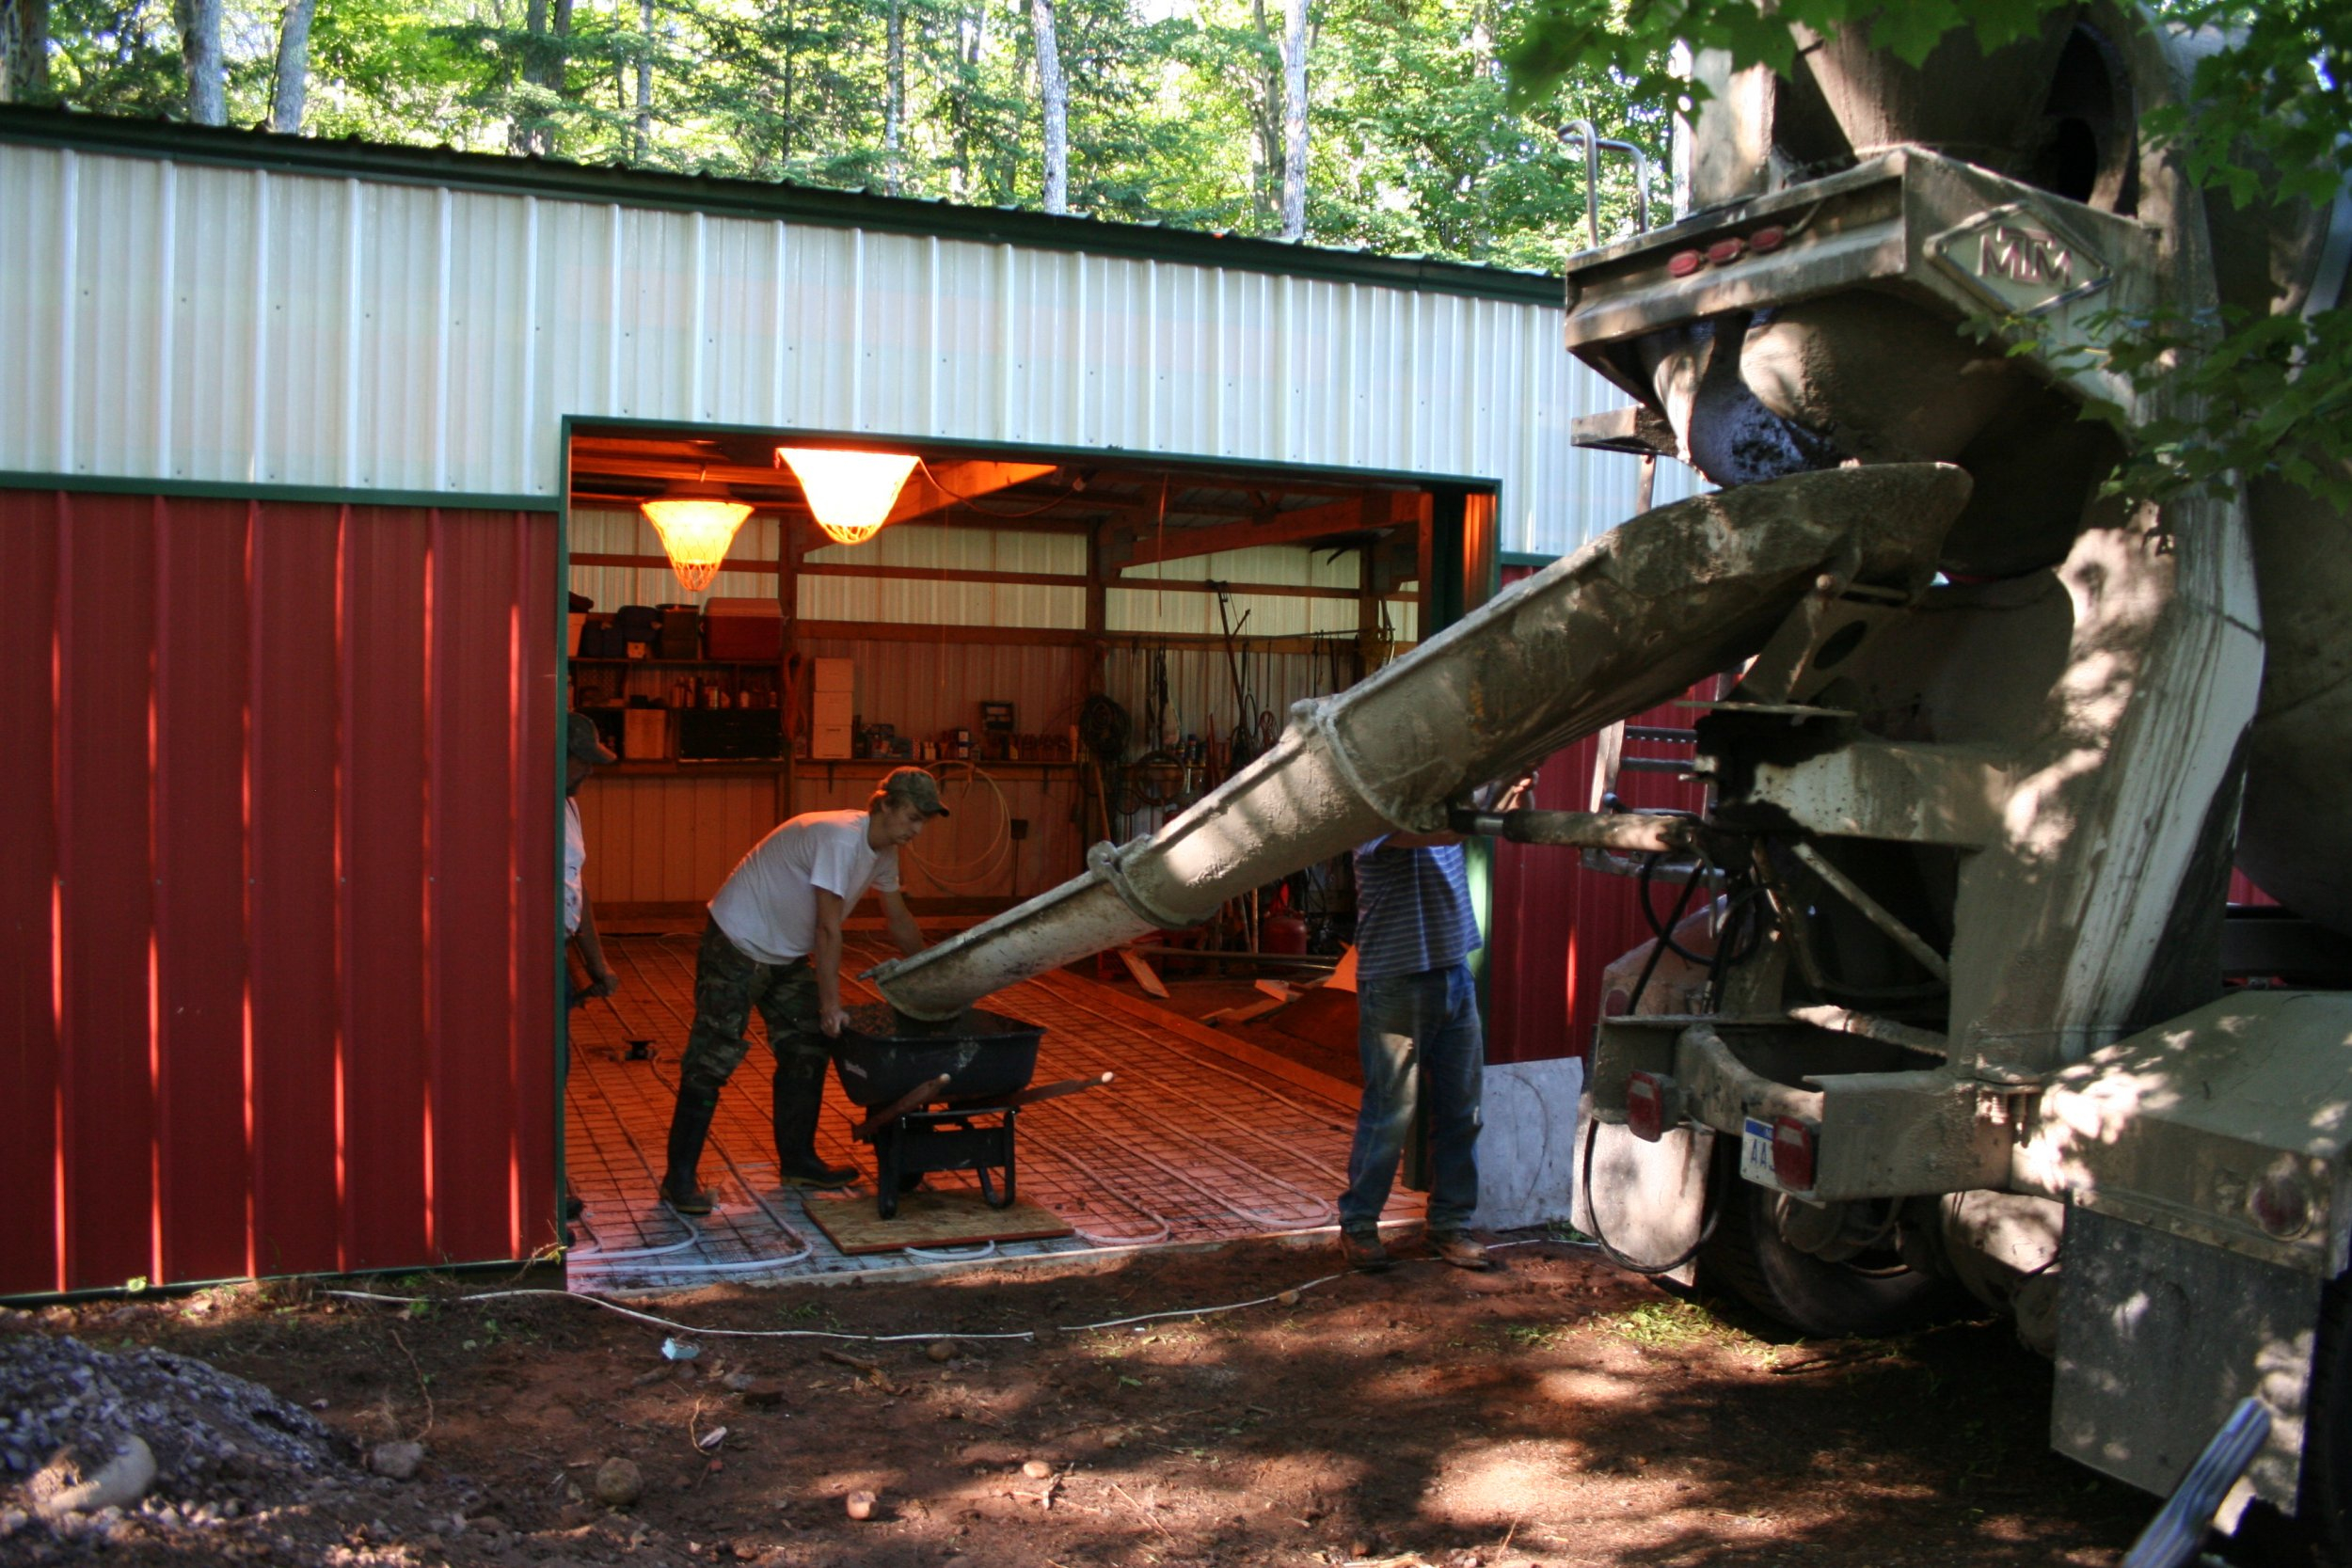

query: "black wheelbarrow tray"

left=830, top=1005, right=1044, bottom=1107
left=827, top=1004, right=1113, bottom=1218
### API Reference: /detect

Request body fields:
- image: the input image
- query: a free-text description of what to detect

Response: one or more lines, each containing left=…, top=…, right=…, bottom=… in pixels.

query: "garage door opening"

left=557, top=421, right=1494, bottom=1285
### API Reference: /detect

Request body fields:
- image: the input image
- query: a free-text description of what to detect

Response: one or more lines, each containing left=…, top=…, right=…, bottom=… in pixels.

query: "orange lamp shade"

left=639, top=498, right=754, bottom=593
left=774, top=448, right=920, bottom=546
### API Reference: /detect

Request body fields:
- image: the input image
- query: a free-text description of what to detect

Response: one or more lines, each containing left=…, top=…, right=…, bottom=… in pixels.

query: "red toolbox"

left=703, top=598, right=785, bottom=661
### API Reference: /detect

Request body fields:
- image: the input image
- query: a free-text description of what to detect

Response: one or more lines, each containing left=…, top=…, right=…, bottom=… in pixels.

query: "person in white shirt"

left=659, top=768, right=946, bottom=1214
left=564, top=714, right=619, bottom=1006
left=564, top=712, right=619, bottom=1225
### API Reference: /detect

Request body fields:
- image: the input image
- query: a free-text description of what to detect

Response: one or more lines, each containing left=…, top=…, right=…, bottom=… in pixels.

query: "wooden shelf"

left=796, top=757, right=1081, bottom=775
left=572, top=657, right=781, bottom=668
left=603, top=760, right=789, bottom=777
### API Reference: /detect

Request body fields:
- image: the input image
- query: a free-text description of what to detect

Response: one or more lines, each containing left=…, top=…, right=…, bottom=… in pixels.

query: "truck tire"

left=1700, top=1157, right=1963, bottom=1338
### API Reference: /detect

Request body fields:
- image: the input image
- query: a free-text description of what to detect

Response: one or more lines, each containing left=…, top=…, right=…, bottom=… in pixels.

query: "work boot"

left=1339, top=1227, right=1391, bottom=1273
left=773, top=1054, right=860, bottom=1188
left=1429, top=1230, right=1495, bottom=1271
left=660, top=1088, right=722, bottom=1216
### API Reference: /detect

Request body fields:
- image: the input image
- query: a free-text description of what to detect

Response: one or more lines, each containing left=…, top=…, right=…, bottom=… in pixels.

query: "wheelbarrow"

left=830, top=1004, right=1112, bottom=1219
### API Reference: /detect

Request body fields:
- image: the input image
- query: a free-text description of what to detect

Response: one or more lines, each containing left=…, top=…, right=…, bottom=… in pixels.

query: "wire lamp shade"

left=775, top=448, right=920, bottom=546
left=639, top=498, right=755, bottom=593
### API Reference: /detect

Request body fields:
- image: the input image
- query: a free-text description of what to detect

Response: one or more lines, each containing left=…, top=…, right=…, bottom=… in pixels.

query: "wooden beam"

left=574, top=550, right=778, bottom=575
left=1104, top=578, right=1362, bottom=601
left=571, top=454, right=805, bottom=491
left=1118, top=491, right=1423, bottom=568
left=789, top=619, right=1419, bottom=656
left=885, top=460, right=1060, bottom=524
left=796, top=619, right=1096, bottom=647
left=802, top=562, right=1089, bottom=589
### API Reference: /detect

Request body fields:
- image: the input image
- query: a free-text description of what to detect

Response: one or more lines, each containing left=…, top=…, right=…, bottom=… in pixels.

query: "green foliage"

left=30, top=0, right=1644, bottom=264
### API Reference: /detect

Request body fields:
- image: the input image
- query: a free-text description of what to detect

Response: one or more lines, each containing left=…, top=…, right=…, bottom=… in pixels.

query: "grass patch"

left=1590, top=1298, right=1767, bottom=1353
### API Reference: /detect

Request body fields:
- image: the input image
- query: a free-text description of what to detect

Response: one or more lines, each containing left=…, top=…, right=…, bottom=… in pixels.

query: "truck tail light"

left=1772, top=1117, right=1818, bottom=1192
left=1627, top=1071, right=1674, bottom=1142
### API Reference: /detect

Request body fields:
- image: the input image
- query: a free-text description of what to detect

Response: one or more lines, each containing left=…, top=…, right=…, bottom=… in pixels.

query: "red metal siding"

left=1483, top=562, right=1712, bottom=1066
left=0, top=488, right=560, bottom=1297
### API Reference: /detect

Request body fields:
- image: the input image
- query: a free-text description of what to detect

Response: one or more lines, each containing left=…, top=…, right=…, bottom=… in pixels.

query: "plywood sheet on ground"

left=801, top=1189, right=1073, bottom=1255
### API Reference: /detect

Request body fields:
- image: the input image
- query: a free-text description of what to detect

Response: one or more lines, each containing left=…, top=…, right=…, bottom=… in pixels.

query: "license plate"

left=1739, top=1117, right=1786, bottom=1192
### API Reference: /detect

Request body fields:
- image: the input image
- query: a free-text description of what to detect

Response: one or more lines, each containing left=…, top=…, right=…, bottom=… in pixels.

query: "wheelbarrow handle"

left=999, top=1071, right=1114, bottom=1109
left=852, top=1074, right=954, bottom=1142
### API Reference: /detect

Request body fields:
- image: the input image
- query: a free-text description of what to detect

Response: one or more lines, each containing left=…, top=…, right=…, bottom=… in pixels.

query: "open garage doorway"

left=555, top=422, right=1498, bottom=1285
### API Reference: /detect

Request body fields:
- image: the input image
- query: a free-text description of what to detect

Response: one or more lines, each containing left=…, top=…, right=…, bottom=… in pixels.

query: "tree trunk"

left=1279, top=0, right=1306, bottom=239
left=951, top=7, right=982, bottom=201
left=269, top=0, right=313, bottom=132
left=513, top=0, right=548, bottom=152
left=634, top=0, right=653, bottom=162
left=1248, top=0, right=1281, bottom=226
left=2, top=0, right=55, bottom=104
left=175, top=0, right=225, bottom=125
left=884, top=0, right=904, bottom=195
left=548, top=0, right=573, bottom=153
left=779, top=0, right=795, bottom=166
left=1031, top=0, right=1068, bottom=214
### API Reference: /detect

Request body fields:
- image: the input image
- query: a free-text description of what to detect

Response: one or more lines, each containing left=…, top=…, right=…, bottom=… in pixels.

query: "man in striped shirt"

left=1338, top=777, right=1530, bottom=1272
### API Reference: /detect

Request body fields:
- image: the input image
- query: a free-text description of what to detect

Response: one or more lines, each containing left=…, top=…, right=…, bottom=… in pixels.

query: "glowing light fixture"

left=639, top=491, right=754, bottom=593
left=775, top=447, right=920, bottom=546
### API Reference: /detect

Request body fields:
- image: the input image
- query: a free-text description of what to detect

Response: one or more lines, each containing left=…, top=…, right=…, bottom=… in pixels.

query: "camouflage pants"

left=676, top=916, right=831, bottom=1109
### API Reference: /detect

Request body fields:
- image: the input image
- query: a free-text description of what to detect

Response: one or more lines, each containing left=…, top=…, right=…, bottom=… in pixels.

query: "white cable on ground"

left=567, top=1251, right=818, bottom=1278
left=324, top=1237, right=1593, bottom=1343
left=903, top=1241, right=998, bottom=1263
left=324, top=1287, right=1039, bottom=1341
left=564, top=1225, right=706, bottom=1263
left=1073, top=1216, right=1175, bottom=1248
left=1057, top=1272, right=1352, bottom=1332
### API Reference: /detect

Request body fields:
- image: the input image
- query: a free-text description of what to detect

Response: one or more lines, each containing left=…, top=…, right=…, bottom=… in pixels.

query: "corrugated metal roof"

left=0, top=126, right=1693, bottom=561
left=0, top=106, right=1566, bottom=305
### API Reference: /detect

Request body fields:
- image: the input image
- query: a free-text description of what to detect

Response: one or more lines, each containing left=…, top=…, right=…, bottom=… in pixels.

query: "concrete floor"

left=562, top=927, right=1418, bottom=1289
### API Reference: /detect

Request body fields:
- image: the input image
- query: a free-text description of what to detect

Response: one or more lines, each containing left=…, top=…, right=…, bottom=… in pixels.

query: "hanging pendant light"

left=775, top=447, right=920, bottom=546
left=639, top=476, right=754, bottom=594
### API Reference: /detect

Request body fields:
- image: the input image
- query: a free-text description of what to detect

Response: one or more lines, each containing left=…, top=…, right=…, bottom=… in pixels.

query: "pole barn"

left=0, top=106, right=1676, bottom=1297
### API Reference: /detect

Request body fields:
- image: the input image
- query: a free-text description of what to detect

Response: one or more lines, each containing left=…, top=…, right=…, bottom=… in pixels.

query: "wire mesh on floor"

left=563, top=930, right=1422, bottom=1288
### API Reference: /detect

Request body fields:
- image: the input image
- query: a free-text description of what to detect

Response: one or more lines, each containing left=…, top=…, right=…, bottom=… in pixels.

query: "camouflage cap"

left=880, top=766, right=950, bottom=816
left=567, top=711, right=617, bottom=766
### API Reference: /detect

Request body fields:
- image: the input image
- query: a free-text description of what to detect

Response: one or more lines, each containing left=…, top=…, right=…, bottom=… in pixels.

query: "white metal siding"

left=0, top=142, right=1691, bottom=559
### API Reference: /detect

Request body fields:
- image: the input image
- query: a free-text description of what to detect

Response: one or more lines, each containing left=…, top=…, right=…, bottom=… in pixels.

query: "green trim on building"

left=573, top=417, right=1501, bottom=496
left=0, top=469, right=559, bottom=513
left=1500, top=549, right=1562, bottom=569
left=0, top=105, right=1565, bottom=309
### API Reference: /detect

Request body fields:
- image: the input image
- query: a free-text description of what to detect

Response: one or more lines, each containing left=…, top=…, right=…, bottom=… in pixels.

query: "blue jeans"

left=1339, top=962, right=1484, bottom=1234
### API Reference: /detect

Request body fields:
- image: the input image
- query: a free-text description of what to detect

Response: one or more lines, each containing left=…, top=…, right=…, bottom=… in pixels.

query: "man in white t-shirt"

left=659, top=767, right=947, bottom=1215
left=564, top=713, right=619, bottom=1006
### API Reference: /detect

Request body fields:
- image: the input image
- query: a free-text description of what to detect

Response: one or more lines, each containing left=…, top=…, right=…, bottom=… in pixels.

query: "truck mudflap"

left=2028, top=990, right=2352, bottom=1514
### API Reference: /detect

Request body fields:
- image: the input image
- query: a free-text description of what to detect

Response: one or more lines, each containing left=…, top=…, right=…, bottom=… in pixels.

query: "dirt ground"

left=0, top=1231, right=2192, bottom=1568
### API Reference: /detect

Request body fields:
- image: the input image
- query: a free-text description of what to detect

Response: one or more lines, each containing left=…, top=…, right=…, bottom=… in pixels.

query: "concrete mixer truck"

left=868, top=1, right=2352, bottom=1547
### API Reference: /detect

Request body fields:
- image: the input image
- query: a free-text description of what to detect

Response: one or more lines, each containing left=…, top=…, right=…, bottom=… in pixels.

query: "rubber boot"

left=772, top=1053, right=858, bottom=1187
left=660, top=1087, right=721, bottom=1214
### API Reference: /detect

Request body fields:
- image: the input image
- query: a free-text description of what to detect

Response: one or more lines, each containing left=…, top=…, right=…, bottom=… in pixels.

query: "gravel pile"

left=1, top=1333, right=348, bottom=1502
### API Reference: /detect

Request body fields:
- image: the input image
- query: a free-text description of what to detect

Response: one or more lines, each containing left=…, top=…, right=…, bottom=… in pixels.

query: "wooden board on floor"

left=802, top=1187, right=1073, bottom=1256
left=1118, top=948, right=1169, bottom=998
